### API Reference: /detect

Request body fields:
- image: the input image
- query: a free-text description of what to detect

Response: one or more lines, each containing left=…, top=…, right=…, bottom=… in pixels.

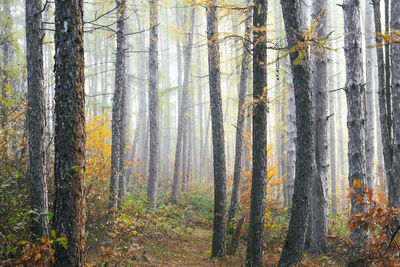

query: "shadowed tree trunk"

left=227, top=0, right=251, bottom=227
left=53, top=0, right=85, bottom=264
left=309, top=0, right=328, bottom=253
left=278, top=0, right=314, bottom=266
left=245, top=0, right=268, bottom=266
left=108, top=0, right=127, bottom=213
left=343, top=0, right=367, bottom=264
left=147, top=0, right=160, bottom=209
left=206, top=0, right=227, bottom=257
left=25, top=0, right=49, bottom=239
left=390, top=0, right=400, bottom=209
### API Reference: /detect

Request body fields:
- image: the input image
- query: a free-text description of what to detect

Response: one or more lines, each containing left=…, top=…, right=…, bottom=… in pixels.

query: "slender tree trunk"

left=116, top=0, right=127, bottom=206
left=309, top=0, right=328, bottom=253
left=26, top=0, right=49, bottom=239
left=385, top=0, right=392, bottom=147
left=147, top=0, right=160, bottom=209
left=53, top=0, right=85, bottom=263
left=227, top=1, right=251, bottom=227
left=196, top=32, right=204, bottom=180
left=207, top=0, right=227, bottom=257
left=108, top=0, right=127, bottom=213
left=278, top=0, right=314, bottom=265
left=328, top=58, right=337, bottom=216
left=343, top=0, right=367, bottom=264
left=365, top=0, right=375, bottom=191
left=245, top=0, right=267, bottom=265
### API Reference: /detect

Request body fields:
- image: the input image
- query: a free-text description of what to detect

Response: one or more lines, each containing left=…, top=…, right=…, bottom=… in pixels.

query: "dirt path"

left=140, top=228, right=246, bottom=266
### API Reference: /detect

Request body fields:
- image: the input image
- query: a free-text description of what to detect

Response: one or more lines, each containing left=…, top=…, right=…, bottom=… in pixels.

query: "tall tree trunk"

left=147, top=0, right=160, bottom=209
left=53, top=0, right=85, bottom=264
left=365, top=0, right=375, bottom=191
left=390, top=0, right=400, bottom=209
left=246, top=0, right=267, bottom=265
left=227, top=0, right=251, bottom=227
left=327, top=0, right=337, bottom=217
left=207, top=0, right=227, bottom=257
left=343, top=0, right=367, bottom=264
left=196, top=31, right=204, bottom=180
left=26, top=0, right=49, bottom=239
left=309, top=0, right=328, bottom=253
left=116, top=0, right=127, bottom=206
left=385, top=0, right=392, bottom=147
left=278, top=0, right=314, bottom=266
left=108, top=0, right=127, bottom=213
left=171, top=8, right=195, bottom=203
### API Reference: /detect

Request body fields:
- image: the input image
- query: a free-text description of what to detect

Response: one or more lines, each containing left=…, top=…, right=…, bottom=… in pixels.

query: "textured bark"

left=147, top=0, right=160, bottom=209
left=171, top=8, right=195, bottom=203
left=390, top=0, right=400, bottom=209
left=278, top=0, right=314, bottom=266
left=384, top=0, right=392, bottom=147
left=373, top=0, right=391, bottom=198
left=309, top=0, right=328, bottom=253
left=206, top=0, right=227, bottom=257
left=245, top=0, right=267, bottom=266
left=365, top=0, right=375, bottom=191
left=53, top=0, right=85, bottom=264
left=108, top=0, right=127, bottom=213
left=227, top=1, right=251, bottom=227
left=25, top=0, right=49, bottom=239
left=343, top=0, right=367, bottom=264
left=116, top=0, right=127, bottom=206
left=285, top=59, right=296, bottom=208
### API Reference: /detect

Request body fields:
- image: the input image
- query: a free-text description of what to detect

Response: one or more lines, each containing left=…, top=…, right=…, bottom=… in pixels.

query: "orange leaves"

left=353, top=179, right=361, bottom=189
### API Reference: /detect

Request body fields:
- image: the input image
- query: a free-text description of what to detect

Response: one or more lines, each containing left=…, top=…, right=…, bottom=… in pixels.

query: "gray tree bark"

left=245, top=0, right=267, bottom=265
left=147, top=0, right=160, bottom=209
left=285, top=58, right=296, bottom=208
left=389, top=0, right=400, bottom=209
left=343, top=0, right=367, bottom=264
left=108, top=0, right=127, bottom=213
left=206, top=0, right=227, bottom=257
left=309, top=0, right=328, bottom=253
left=227, top=0, right=251, bottom=227
left=365, top=0, right=375, bottom=191
left=278, top=0, right=314, bottom=266
left=116, top=0, right=127, bottom=207
left=53, top=0, right=85, bottom=264
left=25, top=0, right=49, bottom=239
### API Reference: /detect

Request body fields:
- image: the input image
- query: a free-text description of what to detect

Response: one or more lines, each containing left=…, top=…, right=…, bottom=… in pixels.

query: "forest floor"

left=83, top=183, right=348, bottom=267
left=123, top=227, right=347, bottom=267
